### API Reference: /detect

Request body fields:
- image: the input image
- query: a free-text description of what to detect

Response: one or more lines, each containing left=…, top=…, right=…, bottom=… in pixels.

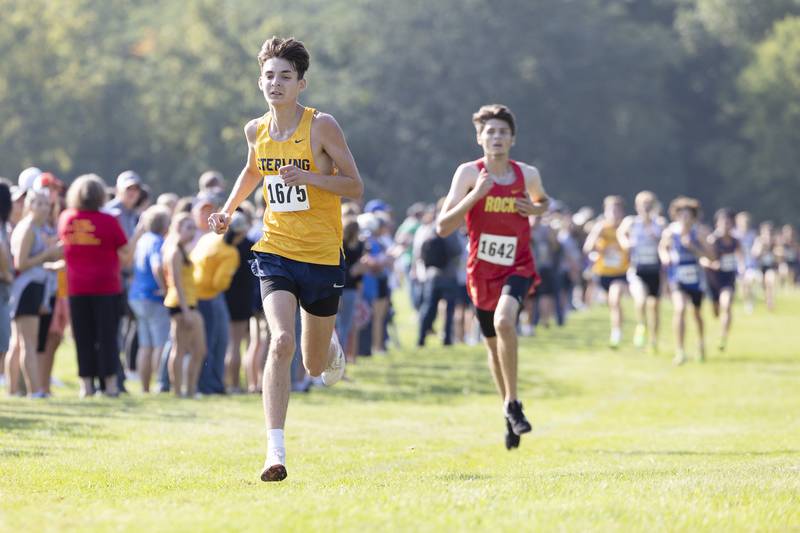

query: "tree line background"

left=2, top=0, right=799, bottom=224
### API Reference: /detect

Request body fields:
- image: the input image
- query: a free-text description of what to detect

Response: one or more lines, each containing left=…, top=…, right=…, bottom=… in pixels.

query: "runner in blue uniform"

left=659, top=197, right=713, bottom=365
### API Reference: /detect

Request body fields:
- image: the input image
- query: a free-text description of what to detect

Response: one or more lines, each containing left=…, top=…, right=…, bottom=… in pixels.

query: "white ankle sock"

left=267, top=429, right=284, bottom=451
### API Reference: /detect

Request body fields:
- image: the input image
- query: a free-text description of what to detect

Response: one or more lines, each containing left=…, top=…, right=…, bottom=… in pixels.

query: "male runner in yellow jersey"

left=208, top=37, right=363, bottom=482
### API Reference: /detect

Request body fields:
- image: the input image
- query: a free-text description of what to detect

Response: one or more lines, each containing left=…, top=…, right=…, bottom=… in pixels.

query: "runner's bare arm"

left=658, top=227, right=673, bottom=265
left=435, top=164, right=485, bottom=237
left=582, top=220, right=604, bottom=255
left=695, top=227, right=715, bottom=259
left=616, top=216, right=635, bottom=250
left=280, top=113, right=363, bottom=199
left=516, top=163, right=549, bottom=216
left=700, top=234, right=719, bottom=269
left=210, top=120, right=262, bottom=233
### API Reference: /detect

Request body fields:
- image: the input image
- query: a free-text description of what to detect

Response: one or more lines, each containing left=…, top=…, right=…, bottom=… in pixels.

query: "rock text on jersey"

left=483, top=195, right=517, bottom=214
left=257, top=158, right=311, bottom=173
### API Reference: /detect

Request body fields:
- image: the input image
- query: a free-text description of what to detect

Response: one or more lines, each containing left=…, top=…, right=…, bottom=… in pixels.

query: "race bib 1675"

left=265, top=175, right=310, bottom=213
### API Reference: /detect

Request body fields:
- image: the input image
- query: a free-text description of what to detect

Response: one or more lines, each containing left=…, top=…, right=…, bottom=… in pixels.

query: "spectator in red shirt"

left=58, top=175, right=141, bottom=398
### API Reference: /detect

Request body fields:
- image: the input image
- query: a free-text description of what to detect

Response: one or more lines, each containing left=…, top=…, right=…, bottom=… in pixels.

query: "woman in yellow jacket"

left=163, top=213, right=206, bottom=398
left=584, top=196, right=630, bottom=348
left=190, top=209, right=240, bottom=395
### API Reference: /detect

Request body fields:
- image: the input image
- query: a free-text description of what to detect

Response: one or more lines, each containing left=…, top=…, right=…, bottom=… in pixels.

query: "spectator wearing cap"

left=105, top=171, right=143, bottom=238
left=8, top=189, right=61, bottom=398
left=364, top=198, right=389, bottom=214
left=222, top=211, right=254, bottom=393
left=104, top=171, right=143, bottom=390
left=10, top=167, right=42, bottom=227
left=190, top=219, right=240, bottom=394
left=190, top=191, right=220, bottom=249
left=198, top=170, right=225, bottom=192
left=59, top=175, right=141, bottom=398
left=358, top=212, right=394, bottom=355
left=128, top=206, right=171, bottom=393
left=32, top=172, right=68, bottom=397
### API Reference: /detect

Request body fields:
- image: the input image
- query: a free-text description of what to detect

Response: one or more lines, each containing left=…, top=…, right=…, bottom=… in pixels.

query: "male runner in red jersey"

left=437, top=104, right=549, bottom=449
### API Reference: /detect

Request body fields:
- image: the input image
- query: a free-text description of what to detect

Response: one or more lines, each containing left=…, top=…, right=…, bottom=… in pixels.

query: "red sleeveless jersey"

left=465, top=159, right=538, bottom=310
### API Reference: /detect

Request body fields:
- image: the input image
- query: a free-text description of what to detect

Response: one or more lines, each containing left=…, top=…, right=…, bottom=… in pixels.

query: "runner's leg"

left=493, top=294, right=520, bottom=403
left=300, top=310, right=338, bottom=377
left=672, top=290, right=687, bottom=365
left=262, top=290, right=298, bottom=428
left=719, top=287, right=733, bottom=351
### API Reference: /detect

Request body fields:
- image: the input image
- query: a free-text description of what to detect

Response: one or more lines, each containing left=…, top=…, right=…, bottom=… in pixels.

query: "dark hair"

left=472, top=104, right=516, bottom=136
left=135, top=184, right=151, bottom=209
left=0, top=179, right=11, bottom=224
left=175, top=196, right=194, bottom=214
left=66, top=174, right=108, bottom=211
left=668, top=196, right=701, bottom=220
left=343, top=218, right=360, bottom=244
left=714, top=208, right=734, bottom=223
left=258, top=37, right=310, bottom=79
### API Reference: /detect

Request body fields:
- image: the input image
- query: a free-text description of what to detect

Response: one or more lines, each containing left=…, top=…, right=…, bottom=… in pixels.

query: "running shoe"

left=505, top=418, right=520, bottom=450
left=261, top=448, right=287, bottom=482
left=673, top=351, right=687, bottom=366
left=505, top=400, right=532, bottom=436
left=321, top=332, right=346, bottom=386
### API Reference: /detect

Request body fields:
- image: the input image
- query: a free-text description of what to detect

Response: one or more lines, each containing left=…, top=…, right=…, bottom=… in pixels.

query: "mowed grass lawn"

left=2, top=290, right=799, bottom=532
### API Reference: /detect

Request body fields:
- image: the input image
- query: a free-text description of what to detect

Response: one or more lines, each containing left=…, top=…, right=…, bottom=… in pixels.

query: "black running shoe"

left=505, top=400, right=532, bottom=436
left=260, top=464, right=287, bottom=482
left=505, top=418, right=520, bottom=450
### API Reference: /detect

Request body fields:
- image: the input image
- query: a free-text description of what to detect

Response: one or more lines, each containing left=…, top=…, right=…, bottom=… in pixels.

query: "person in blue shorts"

left=659, top=197, right=713, bottom=365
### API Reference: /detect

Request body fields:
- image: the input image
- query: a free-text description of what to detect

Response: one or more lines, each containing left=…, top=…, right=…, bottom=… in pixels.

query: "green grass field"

left=2, top=291, right=799, bottom=532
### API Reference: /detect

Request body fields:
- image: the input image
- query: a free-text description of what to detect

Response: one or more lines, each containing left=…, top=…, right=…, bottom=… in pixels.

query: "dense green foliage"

left=2, top=291, right=799, bottom=531
left=1, top=0, right=799, bottom=222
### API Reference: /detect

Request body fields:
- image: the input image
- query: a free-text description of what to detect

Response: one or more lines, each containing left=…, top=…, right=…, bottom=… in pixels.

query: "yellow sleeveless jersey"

left=592, top=223, right=629, bottom=276
left=251, top=106, right=342, bottom=265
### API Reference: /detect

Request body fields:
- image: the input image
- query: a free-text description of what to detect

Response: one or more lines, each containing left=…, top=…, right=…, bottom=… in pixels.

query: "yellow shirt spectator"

left=190, top=232, right=240, bottom=300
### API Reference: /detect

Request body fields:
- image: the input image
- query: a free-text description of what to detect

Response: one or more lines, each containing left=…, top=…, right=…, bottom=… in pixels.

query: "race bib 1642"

left=477, top=233, right=517, bottom=266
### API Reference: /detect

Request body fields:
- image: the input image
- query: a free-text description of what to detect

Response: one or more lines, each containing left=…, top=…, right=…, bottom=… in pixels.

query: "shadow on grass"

left=0, top=396, right=202, bottom=451
left=0, top=413, right=111, bottom=440
left=318, top=357, right=581, bottom=403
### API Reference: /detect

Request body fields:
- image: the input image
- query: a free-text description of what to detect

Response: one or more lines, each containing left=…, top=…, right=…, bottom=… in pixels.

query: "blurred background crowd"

left=1, top=166, right=796, bottom=398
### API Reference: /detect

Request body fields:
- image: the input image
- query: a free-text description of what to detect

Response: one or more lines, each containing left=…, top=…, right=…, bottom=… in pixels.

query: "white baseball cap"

left=116, top=170, right=142, bottom=189
left=18, top=167, right=42, bottom=193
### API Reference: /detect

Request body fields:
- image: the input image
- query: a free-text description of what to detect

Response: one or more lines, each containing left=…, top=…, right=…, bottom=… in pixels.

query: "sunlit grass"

left=1, top=289, right=799, bottom=532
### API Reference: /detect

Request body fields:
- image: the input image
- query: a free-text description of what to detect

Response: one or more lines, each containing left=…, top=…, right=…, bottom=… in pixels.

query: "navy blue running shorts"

left=251, top=252, right=344, bottom=317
